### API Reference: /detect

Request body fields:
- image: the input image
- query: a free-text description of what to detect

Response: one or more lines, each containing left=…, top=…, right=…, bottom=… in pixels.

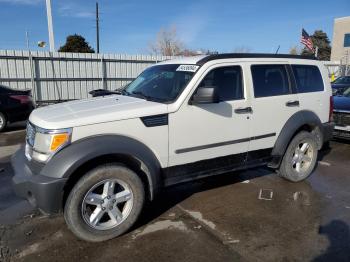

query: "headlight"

left=25, top=124, right=72, bottom=163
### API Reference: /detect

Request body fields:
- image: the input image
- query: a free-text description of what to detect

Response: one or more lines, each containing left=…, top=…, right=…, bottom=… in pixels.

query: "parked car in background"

left=333, top=86, right=350, bottom=139
left=0, top=85, right=34, bottom=132
left=332, top=76, right=350, bottom=95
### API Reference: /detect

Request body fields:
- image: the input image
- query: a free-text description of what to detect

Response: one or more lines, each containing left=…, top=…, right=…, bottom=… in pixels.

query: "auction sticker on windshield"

left=176, top=65, right=199, bottom=72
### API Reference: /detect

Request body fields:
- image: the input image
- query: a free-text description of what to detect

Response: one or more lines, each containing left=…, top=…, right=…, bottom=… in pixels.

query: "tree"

left=59, top=34, right=95, bottom=53
left=232, top=46, right=252, bottom=53
left=149, top=26, right=185, bottom=56
left=289, top=45, right=302, bottom=55
left=301, top=30, right=331, bottom=60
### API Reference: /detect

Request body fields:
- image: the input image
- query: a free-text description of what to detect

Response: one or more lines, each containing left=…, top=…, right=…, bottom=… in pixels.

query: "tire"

left=64, top=164, right=145, bottom=242
left=0, top=112, right=7, bottom=132
left=278, top=131, right=318, bottom=182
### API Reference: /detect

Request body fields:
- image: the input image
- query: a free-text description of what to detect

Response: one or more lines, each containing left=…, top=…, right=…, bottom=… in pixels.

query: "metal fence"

left=0, top=50, right=172, bottom=102
left=0, top=50, right=346, bottom=103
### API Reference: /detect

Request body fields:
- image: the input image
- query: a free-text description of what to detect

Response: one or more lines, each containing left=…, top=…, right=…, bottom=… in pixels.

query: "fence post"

left=28, top=51, right=37, bottom=102
left=101, top=54, right=107, bottom=90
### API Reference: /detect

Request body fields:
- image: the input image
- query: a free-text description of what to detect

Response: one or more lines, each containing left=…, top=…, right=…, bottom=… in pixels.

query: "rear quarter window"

left=291, top=65, right=324, bottom=93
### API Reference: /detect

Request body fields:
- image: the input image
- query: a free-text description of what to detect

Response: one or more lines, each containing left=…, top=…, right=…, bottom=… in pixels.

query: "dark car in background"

left=0, top=85, right=34, bottom=132
left=332, top=76, right=350, bottom=95
left=333, top=86, right=350, bottom=139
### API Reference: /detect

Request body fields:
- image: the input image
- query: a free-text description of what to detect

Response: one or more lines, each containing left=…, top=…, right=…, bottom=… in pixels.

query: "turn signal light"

left=50, top=133, right=70, bottom=151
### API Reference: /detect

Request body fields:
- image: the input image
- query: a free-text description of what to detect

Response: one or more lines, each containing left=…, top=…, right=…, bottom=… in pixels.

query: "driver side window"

left=198, top=66, right=244, bottom=101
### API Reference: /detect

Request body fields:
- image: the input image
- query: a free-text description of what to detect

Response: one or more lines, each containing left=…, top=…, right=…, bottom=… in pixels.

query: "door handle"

left=234, top=107, right=253, bottom=114
left=286, top=100, right=300, bottom=107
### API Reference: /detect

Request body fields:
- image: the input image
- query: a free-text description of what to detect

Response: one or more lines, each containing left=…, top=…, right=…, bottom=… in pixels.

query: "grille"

left=141, top=114, right=168, bottom=127
left=26, top=122, right=36, bottom=147
left=333, top=112, right=350, bottom=127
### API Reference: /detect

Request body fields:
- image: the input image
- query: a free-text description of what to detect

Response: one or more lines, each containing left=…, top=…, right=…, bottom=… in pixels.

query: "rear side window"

left=198, top=66, right=243, bottom=101
left=251, top=65, right=290, bottom=98
left=291, top=65, right=324, bottom=93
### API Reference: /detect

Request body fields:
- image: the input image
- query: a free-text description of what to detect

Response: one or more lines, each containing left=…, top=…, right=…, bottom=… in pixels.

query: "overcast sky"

left=0, top=0, right=349, bottom=54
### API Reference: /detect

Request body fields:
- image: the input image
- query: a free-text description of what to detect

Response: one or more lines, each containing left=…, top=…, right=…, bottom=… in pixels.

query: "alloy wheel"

left=82, top=179, right=134, bottom=230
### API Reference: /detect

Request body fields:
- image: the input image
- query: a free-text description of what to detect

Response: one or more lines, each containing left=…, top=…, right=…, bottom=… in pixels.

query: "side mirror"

left=191, top=86, right=219, bottom=104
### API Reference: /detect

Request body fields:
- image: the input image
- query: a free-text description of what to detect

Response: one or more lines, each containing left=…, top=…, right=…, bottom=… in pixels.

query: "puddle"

left=133, top=220, right=187, bottom=238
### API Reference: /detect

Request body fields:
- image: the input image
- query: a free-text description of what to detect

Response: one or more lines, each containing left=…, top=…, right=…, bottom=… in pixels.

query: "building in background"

left=331, top=16, right=350, bottom=62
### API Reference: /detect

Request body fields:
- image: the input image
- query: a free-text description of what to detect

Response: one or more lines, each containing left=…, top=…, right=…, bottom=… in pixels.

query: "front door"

left=167, top=64, right=252, bottom=181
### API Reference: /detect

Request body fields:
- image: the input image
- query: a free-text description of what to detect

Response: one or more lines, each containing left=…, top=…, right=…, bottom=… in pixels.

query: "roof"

left=157, top=55, right=208, bottom=65
left=157, top=53, right=317, bottom=66
left=196, top=53, right=318, bottom=65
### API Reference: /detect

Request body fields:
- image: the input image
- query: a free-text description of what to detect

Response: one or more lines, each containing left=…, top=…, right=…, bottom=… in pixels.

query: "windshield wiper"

left=131, top=91, right=166, bottom=103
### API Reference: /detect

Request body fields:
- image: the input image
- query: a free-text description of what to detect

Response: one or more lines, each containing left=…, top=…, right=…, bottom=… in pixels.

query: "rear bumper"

left=7, top=103, right=34, bottom=123
left=11, top=147, right=67, bottom=214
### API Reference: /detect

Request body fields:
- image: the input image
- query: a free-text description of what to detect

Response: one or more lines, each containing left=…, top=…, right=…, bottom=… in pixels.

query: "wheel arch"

left=40, top=135, right=163, bottom=208
left=268, top=110, right=323, bottom=169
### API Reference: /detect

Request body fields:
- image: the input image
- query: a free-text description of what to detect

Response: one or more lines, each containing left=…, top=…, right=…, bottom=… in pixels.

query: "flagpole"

left=314, top=46, right=319, bottom=58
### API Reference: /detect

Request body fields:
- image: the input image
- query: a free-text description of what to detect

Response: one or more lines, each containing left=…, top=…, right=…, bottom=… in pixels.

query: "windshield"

left=333, top=76, right=350, bottom=84
left=124, top=64, right=195, bottom=103
left=336, top=87, right=350, bottom=97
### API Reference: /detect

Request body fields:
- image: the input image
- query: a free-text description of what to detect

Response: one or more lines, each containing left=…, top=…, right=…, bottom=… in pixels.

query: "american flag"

left=301, top=29, right=314, bottom=52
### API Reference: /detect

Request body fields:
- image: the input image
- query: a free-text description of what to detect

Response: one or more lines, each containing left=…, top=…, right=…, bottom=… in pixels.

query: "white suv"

left=12, top=54, right=333, bottom=242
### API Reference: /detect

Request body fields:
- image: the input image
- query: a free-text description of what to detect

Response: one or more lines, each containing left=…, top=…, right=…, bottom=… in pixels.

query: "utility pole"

left=96, top=2, right=100, bottom=53
left=25, top=30, right=30, bottom=50
left=46, top=0, right=55, bottom=52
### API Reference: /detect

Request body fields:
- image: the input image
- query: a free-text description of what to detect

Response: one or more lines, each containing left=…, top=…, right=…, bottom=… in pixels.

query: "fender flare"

left=40, top=135, right=163, bottom=199
left=269, top=110, right=323, bottom=168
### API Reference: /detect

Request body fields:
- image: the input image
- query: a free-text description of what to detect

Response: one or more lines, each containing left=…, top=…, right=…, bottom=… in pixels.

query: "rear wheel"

left=0, top=112, right=7, bottom=132
left=64, top=164, right=145, bottom=242
left=278, top=131, right=318, bottom=182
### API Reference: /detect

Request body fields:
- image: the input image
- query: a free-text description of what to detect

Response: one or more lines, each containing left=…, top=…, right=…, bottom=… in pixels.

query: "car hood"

left=29, top=95, right=168, bottom=129
left=333, top=96, right=350, bottom=112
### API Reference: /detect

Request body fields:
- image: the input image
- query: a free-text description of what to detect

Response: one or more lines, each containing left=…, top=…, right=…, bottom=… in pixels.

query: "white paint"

left=185, top=210, right=216, bottom=230
left=258, top=189, right=273, bottom=200
left=225, top=239, right=240, bottom=244
left=241, top=180, right=250, bottom=184
left=318, top=161, right=331, bottom=167
left=18, top=243, right=41, bottom=258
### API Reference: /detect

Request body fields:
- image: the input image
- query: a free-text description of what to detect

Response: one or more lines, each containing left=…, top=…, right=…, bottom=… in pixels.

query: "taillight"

left=329, top=96, right=334, bottom=122
left=10, top=95, right=32, bottom=104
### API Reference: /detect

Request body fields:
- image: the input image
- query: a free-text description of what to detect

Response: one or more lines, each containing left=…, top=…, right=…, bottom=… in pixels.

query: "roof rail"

left=196, top=53, right=318, bottom=65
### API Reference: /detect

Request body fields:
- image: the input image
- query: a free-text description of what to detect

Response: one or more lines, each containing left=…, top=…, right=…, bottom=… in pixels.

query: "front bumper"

left=11, top=146, right=67, bottom=214
left=333, top=126, right=350, bottom=139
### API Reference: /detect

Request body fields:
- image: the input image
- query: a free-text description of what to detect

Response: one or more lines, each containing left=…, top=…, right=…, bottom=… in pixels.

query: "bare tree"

left=232, top=46, right=252, bottom=53
left=149, top=26, right=185, bottom=56
left=289, top=45, right=302, bottom=55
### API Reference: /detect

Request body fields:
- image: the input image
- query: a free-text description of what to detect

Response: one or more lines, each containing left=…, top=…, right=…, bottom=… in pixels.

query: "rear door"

left=248, top=63, right=300, bottom=152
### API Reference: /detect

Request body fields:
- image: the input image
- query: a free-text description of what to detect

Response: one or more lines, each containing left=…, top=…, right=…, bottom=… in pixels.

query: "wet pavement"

left=0, top=126, right=350, bottom=261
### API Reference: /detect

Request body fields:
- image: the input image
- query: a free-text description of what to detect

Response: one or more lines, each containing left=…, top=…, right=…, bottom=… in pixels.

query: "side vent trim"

left=141, top=114, right=168, bottom=127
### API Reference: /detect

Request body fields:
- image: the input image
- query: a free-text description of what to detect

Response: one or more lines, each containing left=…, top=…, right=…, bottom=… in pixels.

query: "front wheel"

left=278, top=131, right=318, bottom=182
left=64, top=164, right=145, bottom=242
left=0, top=112, right=7, bottom=132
